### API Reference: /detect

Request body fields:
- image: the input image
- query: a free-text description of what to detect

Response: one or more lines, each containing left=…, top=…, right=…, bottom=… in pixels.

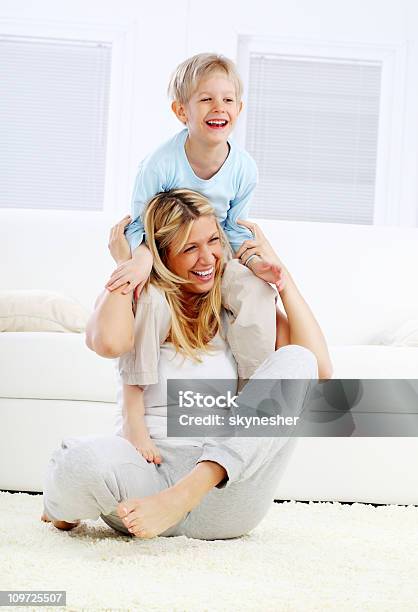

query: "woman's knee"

left=184, top=499, right=271, bottom=541
left=45, top=436, right=114, bottom=494
left=275, top=344, right=318, bottom=378
left=43, top=437, right=100, bottom=520
left=43, top=436, right=142, bottom=521
left=252, top=344, right=317, bottom=380
left=57, top=435, right=148, bottom=482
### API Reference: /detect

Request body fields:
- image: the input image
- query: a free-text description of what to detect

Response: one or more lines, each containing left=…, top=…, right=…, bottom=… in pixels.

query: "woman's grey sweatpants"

left=43, top=345, right=317, bottom=540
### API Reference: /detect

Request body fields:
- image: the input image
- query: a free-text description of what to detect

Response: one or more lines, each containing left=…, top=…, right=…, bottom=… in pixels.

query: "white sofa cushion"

left=0, top=332, right=116, bottom=402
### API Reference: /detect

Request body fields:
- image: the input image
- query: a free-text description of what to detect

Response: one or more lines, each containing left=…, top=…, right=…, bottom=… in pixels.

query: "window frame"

left=0, top=17, right=137, bottom=216
left=236, top=35, right=408, bottom=226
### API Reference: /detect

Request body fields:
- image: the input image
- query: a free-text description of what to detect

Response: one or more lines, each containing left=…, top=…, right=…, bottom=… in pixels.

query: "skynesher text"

left=178, top=415, right=300, bottom=428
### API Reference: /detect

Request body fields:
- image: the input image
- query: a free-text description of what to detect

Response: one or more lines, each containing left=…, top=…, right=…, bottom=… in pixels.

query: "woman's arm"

left=235, top=220, right=333, bottom=379
left=85, top=216, right=150, bottom=358
left=276, top=272, right=333, bottom=379
left=85, top=286, right=134, bottom=358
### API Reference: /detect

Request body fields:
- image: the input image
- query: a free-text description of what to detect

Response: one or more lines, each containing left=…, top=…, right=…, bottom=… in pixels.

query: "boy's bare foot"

left=41, top=511, right=80, bottom=531
left=117, top=487, right=189, bottom=539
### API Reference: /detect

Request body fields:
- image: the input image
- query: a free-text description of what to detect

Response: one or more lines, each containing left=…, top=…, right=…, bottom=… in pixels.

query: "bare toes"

left=117, top=500, right=136, bottom=519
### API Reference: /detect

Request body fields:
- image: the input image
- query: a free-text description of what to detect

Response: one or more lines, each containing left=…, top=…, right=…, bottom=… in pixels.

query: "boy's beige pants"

left=119, top=259, right=277, bottom=384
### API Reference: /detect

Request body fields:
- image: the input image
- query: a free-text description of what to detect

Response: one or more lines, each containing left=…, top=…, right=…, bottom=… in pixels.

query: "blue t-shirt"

left=125, top=128, right=258, bottom=253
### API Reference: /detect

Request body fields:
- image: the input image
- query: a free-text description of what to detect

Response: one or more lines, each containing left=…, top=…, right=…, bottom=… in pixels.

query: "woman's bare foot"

left=116, top=487, right=189, bottom=539
left=41, top=511, right=80, bottom=531
left=117, top=461, right=226, bottom=538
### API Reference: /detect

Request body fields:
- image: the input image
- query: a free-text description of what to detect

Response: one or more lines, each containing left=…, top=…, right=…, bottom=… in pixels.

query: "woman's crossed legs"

left=42, top=345, right=317, bottom=540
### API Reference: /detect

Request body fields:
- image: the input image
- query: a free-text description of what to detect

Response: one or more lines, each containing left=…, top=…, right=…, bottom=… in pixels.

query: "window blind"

left=245, top=54, right=381, bottom=224
left=0, top=36, right=111, bottom=211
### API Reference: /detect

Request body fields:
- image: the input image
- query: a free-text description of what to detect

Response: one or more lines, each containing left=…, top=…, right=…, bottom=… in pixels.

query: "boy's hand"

left=106, top=216, right=153, bottom=295
left=105, top=259, right=149, bottom=296
left=106, top=244, right=153, bottom=298
left=108, top=215, right=132, bottom=265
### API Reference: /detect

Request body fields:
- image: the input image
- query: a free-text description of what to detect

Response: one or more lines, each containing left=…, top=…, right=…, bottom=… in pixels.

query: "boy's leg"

left=118, top=284, right=171, bottom=386
left=221, top=258, right=277, bottom=379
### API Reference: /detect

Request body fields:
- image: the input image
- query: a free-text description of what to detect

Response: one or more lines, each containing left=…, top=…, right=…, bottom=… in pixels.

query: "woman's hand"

left=122, top=414, right=162, bottom=465
left=235, top=220, right=287, bottom=292
left=108, top=215, right=132, bottom=265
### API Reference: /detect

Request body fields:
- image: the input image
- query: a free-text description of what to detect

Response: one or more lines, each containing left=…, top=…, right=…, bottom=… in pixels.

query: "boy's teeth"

left=207, top=120, right=226, bottom=125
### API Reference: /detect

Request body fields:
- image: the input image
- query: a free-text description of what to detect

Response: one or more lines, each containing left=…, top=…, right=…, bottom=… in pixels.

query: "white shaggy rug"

left=1, top=492, right=418, bottom=611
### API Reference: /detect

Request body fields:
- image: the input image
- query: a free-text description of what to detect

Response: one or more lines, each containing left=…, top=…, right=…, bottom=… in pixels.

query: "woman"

left=42, top=189, right=332, bottom=539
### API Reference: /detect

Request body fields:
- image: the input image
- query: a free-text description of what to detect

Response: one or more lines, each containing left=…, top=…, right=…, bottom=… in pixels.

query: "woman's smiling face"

left=166, top=215, right=223, bottom=294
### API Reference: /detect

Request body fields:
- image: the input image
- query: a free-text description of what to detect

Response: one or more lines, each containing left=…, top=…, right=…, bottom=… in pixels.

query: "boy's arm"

left=223, top=157, right=259, bottom=258
left=225, top=159, right=282, bottom=277
left=125, top=161, right=164, bottom=252
left=108, top=161, right=165, bottom=294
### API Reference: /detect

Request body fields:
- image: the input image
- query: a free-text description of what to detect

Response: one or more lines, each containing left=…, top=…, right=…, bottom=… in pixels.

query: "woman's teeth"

left=192, top=267, right=214, bottom=278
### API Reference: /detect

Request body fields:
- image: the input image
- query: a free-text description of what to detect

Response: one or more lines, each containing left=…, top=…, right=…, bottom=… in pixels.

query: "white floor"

left=1, top=491, right=418, bottom=611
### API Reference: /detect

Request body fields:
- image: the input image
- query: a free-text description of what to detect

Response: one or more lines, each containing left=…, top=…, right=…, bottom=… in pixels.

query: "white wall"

left=1, top=0, right=418, bottom=312
left=1, top=0, right=418, bottom=221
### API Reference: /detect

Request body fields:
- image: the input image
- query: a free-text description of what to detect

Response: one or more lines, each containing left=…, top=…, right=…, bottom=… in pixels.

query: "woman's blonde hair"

left=143, top=189, right=228, bottom=361
left=167, top=52, right=243, bottom=105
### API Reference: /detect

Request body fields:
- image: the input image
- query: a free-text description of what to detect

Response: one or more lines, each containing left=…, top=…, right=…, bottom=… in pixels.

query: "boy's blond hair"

left=167, top=52, right=243, bottom=105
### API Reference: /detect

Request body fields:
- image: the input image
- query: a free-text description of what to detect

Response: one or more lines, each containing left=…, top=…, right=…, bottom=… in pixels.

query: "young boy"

left=106, top=53, right=283, bottom=463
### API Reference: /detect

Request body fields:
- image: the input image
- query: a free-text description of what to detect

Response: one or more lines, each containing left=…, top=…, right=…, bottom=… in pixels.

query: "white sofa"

left=1, top=208, right=418, bottom=504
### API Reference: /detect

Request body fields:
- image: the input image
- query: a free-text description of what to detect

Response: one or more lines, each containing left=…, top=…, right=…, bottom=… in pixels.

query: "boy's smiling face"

left=172, top=71, right=243, bottom=147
